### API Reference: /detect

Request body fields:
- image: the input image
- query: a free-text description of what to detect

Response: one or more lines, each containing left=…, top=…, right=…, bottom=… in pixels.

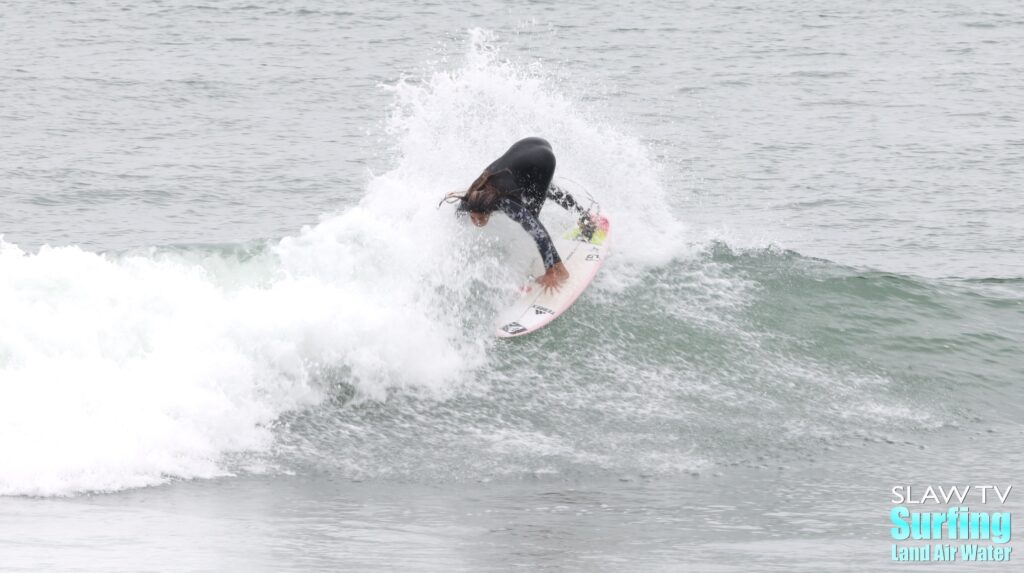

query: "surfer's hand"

left=537, top=262, right=569, bottom=293
left=579, top=213, right=598, bottom=240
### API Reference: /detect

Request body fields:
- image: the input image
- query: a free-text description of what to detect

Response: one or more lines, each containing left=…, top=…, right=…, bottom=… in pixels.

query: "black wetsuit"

left=482, top=137, right=588, bottom=269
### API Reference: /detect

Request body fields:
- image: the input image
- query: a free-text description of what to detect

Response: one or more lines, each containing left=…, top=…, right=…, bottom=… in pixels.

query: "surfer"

left=441, top=137, right=595, bottom=292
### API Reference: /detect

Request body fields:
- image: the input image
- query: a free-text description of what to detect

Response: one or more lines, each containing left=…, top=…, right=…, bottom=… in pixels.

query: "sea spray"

left=383, top=28, right=685, bottom=277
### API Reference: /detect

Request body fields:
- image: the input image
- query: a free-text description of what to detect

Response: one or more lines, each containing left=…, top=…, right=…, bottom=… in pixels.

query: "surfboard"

left=495, top=215, right=610, bottom=338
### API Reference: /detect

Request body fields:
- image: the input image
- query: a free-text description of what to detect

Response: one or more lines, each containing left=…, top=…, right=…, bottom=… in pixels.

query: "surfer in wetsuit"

left=441, top=137, right=595, bottom=293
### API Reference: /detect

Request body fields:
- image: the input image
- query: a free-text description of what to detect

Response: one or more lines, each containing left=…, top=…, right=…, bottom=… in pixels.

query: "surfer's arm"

left=497, top=198, right=562, bottom=270
left=548, top=184, right=598, bottom=240
left=546, top=184, right=587, bottom=216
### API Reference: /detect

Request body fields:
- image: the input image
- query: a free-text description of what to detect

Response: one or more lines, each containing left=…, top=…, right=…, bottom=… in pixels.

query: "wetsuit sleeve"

left=546, top=184, right=587, bottom=216
left=497, top=198, right=561, bottom=270
left=547, top=184, right=597, bottom=239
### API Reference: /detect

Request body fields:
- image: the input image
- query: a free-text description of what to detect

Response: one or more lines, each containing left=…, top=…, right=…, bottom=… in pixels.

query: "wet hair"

left=438, top=168, right=511, bottom=213
left=464, top=180, right=500, bottom=213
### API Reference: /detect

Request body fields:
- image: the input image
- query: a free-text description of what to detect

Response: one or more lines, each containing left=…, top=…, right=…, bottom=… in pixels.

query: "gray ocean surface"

left=1, top=1, right=1023, bottom=571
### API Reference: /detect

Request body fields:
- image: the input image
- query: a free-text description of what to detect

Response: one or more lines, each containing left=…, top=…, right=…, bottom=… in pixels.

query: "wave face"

left=2, top=32, right=1021, bottom=496
left=271, top=245, right=1023, bottom=482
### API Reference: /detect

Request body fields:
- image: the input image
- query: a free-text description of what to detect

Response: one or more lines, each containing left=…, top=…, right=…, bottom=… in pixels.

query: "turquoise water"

left=1, top=1, right=1022, bottom=571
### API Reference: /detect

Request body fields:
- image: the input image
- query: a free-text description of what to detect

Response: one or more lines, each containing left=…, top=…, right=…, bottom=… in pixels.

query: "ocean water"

left=1, top=1, right=1022, bottom=571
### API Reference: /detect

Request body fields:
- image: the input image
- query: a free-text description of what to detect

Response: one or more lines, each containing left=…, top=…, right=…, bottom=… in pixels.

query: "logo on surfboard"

left=532, top=305, right=554, bottom=315
left=501, top=322, right=527, bottom=335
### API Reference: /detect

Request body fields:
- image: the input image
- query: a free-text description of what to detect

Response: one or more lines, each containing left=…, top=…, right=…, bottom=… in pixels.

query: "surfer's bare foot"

left=537, top=262, right=569, bottom=293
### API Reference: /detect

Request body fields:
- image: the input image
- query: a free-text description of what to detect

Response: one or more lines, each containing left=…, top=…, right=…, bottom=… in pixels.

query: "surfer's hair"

left=437, top=168, right=513, bottom=213
left=461, top=169, right=508, bottom=213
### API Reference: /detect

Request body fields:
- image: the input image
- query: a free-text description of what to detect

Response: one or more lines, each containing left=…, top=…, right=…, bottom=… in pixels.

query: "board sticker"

left=501, top=322, right=527, bottom=335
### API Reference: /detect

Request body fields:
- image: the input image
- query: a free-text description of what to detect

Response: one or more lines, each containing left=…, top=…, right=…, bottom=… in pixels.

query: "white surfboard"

left=495, top=215, right=611, bottom=338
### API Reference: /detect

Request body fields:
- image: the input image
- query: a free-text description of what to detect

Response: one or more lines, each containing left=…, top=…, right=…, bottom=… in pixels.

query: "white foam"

left=384, top=29, right=686, bottom=283
left=0, top=241, right=293, bottom=495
